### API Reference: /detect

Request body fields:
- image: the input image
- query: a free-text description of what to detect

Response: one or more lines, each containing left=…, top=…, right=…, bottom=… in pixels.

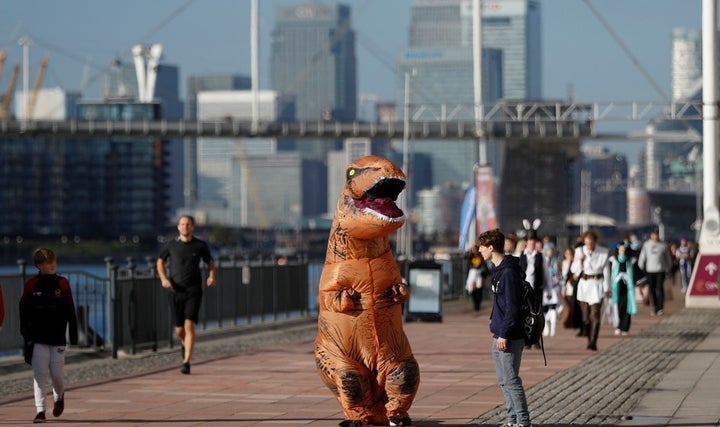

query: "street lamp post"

left=401, top=69, right=416, bottom=259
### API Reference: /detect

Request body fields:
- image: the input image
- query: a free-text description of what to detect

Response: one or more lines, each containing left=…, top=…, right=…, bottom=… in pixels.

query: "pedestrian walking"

left=542, top=244, right=561, bottom=337
left=19, top=248, right=78, bottom=423
left=611, top=243, right=637, bottom=335
left=571, top=230, right=611, bottom=351
left=560, top=247, right=582, bottom=332
left=638, top=229, right=671, bottom=316
left=465, top=251, right=490, bottom=313
left=476, top=228, right=532, bottom=427
left=518, top=228, right=545, bottom=318
left=675, top=237, right=695, bottom=293
left=157, top=215, right=217, bottom=375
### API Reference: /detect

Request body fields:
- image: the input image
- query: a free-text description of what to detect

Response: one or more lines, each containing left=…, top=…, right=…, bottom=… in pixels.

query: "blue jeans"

left=492, top=337, right=530, bottom=426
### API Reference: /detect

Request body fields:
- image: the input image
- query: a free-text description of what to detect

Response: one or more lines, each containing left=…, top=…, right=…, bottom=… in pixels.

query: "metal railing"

left=0, top=257, right=316, bottom=358
left=1, top=253, right=469, bottom=359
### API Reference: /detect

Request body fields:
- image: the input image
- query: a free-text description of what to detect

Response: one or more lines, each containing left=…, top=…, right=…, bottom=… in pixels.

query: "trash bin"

left=405, top=260, right=443, bottom=322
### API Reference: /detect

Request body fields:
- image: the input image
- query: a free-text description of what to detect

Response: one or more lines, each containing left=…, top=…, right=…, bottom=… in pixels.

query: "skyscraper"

left=270, top=3, right=357, bottom=122
left=406, top=0, right=541, bottom=100
left=480, top=0, right=541, bottom=100
left=397, top=0, right=505, bottom=233
left=270, top=2, right=357, bottom=217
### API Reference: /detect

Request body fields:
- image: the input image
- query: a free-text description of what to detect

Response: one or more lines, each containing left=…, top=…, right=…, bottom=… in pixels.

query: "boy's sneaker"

left=389, top=416, right=412, bottom=426
left=180, top=362, right=191, bottom=374
left=53, top=394, right=64, bottom=417
left=33, top=412, right=46, bottom=423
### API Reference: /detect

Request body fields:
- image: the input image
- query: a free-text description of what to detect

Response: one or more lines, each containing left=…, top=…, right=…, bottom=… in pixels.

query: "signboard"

left=686, top=207, right=720, bottom=307
left=475, top=165, right=498, bottom=233
left=406, top=261, right=443, bottom=322
left=688, top=255, right=720, bottom=297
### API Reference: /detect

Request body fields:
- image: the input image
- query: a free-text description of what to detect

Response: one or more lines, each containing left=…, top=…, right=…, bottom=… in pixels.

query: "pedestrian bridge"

left=0, top=100, right=703, bottom=141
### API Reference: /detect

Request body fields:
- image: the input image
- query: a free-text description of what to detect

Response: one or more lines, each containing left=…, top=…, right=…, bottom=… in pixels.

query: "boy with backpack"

left=475, top=228, right=532, bottom=427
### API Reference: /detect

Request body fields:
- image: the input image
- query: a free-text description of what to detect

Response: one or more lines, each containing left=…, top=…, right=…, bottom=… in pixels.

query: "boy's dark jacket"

left=490, top=255, right=525, bottom=340
left=19, top=274, right=78, bottom=346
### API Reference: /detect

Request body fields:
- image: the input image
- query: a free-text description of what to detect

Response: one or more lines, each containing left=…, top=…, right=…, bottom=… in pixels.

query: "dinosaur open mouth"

left=353, top=178, right=405, bottom=219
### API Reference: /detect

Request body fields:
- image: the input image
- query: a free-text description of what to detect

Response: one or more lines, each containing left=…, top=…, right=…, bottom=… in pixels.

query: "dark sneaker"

left=181, top=344, right=185, bottom=360
left=338, top=420, right=362, bottom=427
left=389, top=416, right=412, bottom=426
left=33, top=412, right=46, bottom=423
left=53, top=395, right=64, bottom=417
left=180, top=362, right=191, bottom=374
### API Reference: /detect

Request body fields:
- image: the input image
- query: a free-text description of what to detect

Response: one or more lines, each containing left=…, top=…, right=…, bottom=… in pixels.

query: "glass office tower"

left=270, top=3, right=357, bottom=122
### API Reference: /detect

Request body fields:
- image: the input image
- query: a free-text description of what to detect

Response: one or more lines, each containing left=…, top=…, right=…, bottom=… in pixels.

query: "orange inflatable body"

left=314, top=156, right=419, bottom=427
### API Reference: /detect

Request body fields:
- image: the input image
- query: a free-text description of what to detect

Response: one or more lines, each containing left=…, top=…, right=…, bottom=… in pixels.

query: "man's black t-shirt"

left=158, top=237, right=213, bottom=294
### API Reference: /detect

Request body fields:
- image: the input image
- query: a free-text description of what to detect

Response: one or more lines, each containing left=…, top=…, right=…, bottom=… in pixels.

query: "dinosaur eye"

left=347, top=168, right=356, bottom=179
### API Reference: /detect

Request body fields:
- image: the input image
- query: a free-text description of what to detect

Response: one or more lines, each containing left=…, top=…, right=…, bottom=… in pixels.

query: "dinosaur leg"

left=316, top=345, right=388, bottom=425
left=381, top=355, right=420, bottom=420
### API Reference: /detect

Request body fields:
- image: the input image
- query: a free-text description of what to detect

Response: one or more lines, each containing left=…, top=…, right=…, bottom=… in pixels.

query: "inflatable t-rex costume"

left=314, top=155, right=420, bottom=427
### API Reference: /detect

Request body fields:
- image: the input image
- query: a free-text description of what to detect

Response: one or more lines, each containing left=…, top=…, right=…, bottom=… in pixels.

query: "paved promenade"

left=0, top=285, right=718, bottom=426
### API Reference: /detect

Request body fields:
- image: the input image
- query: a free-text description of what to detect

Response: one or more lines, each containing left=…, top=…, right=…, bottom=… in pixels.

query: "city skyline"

left=0, top=0, right=705, bottom=163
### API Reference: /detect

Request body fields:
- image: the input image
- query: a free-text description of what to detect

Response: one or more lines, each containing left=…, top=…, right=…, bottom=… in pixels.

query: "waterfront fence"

left=1, top=253, right=468, bottom=358
left=0, top=257, right=316, bottom=358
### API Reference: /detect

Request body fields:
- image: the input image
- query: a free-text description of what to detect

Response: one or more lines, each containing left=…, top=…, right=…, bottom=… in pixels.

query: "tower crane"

left=236, top=139, right=270, bottom=229
left=27, top=55, right=48, bottom=119
left=0, top=64, right=20, bottom=120
left=0, top=50, right=6, bottom=82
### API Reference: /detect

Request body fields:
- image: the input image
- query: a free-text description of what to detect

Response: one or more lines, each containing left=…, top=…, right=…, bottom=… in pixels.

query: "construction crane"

left=235, top=139, right=270, bottom=229
left=1, top=64, right=20, bottom=120
left=0, top=49, right=6, bottom=82
left=27, top=55, right=48, bottom=119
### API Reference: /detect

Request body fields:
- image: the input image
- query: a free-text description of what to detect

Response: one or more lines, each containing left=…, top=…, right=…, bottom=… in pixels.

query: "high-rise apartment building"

left=0, top=97, right=169, bottom=238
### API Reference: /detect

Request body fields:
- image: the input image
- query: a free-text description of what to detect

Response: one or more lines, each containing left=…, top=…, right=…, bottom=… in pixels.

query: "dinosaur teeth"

left=362, top=207, right=405, bottom=222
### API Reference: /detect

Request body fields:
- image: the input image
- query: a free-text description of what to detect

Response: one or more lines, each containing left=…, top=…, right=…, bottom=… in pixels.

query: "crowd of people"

left=468, top=226, right=697, bottom=427
left=466, top=227, right=698, bottom=345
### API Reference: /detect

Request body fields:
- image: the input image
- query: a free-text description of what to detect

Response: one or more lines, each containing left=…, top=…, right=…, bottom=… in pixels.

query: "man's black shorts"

left=172, top=291, right=202, bottom=326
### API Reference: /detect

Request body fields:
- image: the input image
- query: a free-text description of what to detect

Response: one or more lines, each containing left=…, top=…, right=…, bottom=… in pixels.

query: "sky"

left=0, top=0, right=705, bottom=163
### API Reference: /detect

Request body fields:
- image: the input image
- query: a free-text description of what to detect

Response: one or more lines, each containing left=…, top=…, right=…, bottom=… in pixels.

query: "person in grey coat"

left=638, top=229, right=672, bottom=316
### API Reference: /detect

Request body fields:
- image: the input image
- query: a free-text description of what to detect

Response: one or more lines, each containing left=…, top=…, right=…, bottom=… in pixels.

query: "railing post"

left=231, top=255, right=238, bottom=326
left=17, top=259, right=26, bottom=283
left=125, top=257, right=136, bottom=355
left=106, top=257, right=120, bottom=359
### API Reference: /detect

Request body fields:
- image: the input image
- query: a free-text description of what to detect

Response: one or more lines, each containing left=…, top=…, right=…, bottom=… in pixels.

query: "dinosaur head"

left=335, top=155, right=406, bottom=240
